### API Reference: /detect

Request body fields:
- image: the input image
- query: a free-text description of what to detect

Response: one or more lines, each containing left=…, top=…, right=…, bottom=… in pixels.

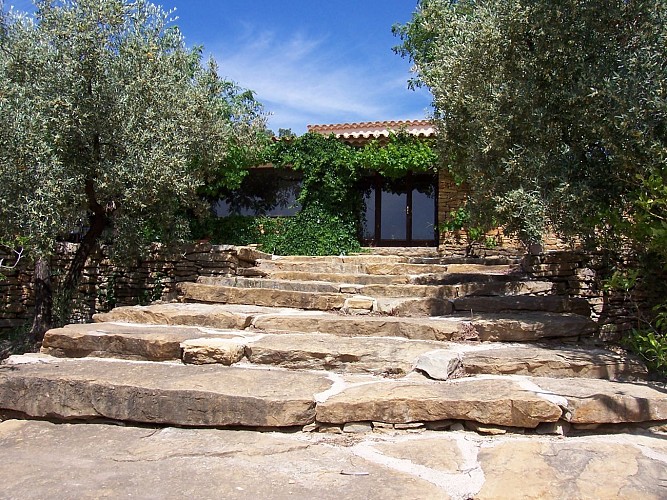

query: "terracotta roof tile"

left=307, top=120, right=435, bottom=145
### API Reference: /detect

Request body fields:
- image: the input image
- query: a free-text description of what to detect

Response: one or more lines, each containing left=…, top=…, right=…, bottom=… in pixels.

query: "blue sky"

left=7, top=0, right=432, bottom=134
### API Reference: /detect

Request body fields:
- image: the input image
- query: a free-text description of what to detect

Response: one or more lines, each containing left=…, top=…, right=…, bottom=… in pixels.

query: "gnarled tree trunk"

left=30, top=255, right=52, bottom=343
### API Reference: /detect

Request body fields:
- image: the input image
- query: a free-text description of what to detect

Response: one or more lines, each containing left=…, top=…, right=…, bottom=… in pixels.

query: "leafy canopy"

left=395, top=0, right=667, bottom=248
left=0, top=0, right=267, bottom=259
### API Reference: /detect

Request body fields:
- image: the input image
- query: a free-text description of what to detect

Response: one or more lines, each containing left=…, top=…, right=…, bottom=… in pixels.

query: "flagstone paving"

left=0, top=419, right=665, bottom=500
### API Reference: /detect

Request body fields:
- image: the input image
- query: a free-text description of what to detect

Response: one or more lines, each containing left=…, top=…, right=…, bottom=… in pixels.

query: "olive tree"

left=0, top=0, right=267, bottom=339
left=395, top=0, right=667, bottom=249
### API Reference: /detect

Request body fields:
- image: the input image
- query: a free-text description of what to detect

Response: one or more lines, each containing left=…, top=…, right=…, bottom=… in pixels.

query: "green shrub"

left=624, top=306, right=667, bottom=378
left=190, top=206, right=360, bottom=256
left=264, top=204, right=360, bottom=256
left=190, top=215, right=265, bottom=246
left=0, top=322, right=35, bottom=361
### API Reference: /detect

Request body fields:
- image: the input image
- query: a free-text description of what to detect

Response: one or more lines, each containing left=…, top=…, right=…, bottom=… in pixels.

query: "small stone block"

left=343, top=296, right=376, bottom=311
left=343, top=422, right=373, bottom=434
left=465, top=421, right=508, bottom=435
left=181, top=338, right=246, bottom=365
left=394, top=422, right=425, bottom=430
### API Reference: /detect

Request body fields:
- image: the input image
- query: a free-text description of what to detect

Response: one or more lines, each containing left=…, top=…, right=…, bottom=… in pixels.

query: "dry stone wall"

left=522, top=251, right=661, bottom=339
left=0, top=243, right=265, bottom=331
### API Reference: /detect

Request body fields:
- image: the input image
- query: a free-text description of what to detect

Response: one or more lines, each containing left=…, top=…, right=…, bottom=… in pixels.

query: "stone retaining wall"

left=0, top=243, right=265, bottom=331
left=521, top=251, right=660, bottom=339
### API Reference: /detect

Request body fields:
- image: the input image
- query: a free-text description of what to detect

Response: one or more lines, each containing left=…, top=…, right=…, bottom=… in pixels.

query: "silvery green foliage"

left=396, top=0, right=667, bottom=246
left=0, top=0, right=267, bottom=258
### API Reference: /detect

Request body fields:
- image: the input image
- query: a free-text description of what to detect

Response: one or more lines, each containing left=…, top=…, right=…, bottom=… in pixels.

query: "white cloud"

left=210, top=28, right=429, bottom=134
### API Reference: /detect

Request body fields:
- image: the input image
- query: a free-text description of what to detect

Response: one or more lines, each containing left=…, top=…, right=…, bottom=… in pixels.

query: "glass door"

left=360, top=173, right=437, bottom=246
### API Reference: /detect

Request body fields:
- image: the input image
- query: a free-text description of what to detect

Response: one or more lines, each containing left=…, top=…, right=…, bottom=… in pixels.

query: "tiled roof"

left=307, top=120, right=435, bottom=145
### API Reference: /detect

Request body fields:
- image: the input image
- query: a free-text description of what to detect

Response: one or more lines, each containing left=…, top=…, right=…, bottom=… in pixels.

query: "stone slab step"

left=316, top=373, right=667, bottom=427
left=266, top=270, right=413, bottom=285
left=256, top=255, right=405, bottom=275
left=452, top=295, right=591, bottom=316
left=417, top=343, right=648, bottom=381
left=411, top=272, right=534, bottom=285
left=252, top=310, right=597, bottom=342
left=535, top=377, right=667, bottom=424
left=182, top=282, right=566, bottom=318
left=316, top=375, right=562, bottom=428
left=244, top=333, right=445, bottom=376
left=95, top=303, right=597, bottom=342
left=409, top=255, right=519, bottom=265
left=40, top=322, right=254, bottom=362
left=258, top=259, right=456, bottom=276
left=0, top=356, right=331, bottom=427
left=92, top=302, right=264, bottom=330
left=179, top=282, right=348, bottom=311
left=199, top=276, right=556, bottom=299
left=199, top=276, right=342, bottom=294
left=40, top=323, right=642, bottom=381
left=2, top=355, right=665, bottom=429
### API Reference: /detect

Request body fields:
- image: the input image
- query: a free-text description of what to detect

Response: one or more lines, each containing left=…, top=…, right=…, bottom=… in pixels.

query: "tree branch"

left=0, top=245, right=24, bottom=270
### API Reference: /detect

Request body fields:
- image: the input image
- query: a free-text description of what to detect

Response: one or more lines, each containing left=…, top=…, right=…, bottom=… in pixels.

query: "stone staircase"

left=1, top=251, right=666, bottom=435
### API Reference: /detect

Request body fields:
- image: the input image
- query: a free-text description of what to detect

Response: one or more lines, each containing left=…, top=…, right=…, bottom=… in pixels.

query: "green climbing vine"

left=198, top=131, right=440, bottom=256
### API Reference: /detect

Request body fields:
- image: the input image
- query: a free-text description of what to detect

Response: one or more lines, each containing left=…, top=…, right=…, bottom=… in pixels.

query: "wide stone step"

left=266, top=270, right=413, bottom=285
left=41, top=323, right=644, bottom=381
left=198, top=276, right=556, bottom=299
left=316, top=374, right=667, bottom=427
left=0, top=356, right=331, bottom=427
left=40, top=322, right=256, bottom=361
left=92, top=302, right=267, bottom=330
left=181, top=282, right=456, bottom=317
left=451, top=295, right=591, bottom=316
left=257, top=258, right=457, bottom=276
left=94, top=303, right=597, bottom=342
left=416, top=343, right=647, bottom=381
left=251, top=310, right=597, bottom=342
left=3, top=355, right=665, bottom=428
left=256, top=255, right=405, bottom=274
left=179, top=282, right=349, bottom=311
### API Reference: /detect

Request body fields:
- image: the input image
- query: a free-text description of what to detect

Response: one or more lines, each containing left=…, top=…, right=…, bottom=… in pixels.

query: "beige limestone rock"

left=477, top=437, right=667, bottom=500
left=316, top=377, right=562, bottom=428
left=471, top=312, right=596, bottom=341
left=93, top=303, right=257, bottom=330
left=253, top=312, right=468, bottom=341
left=453, top=295, right=591, bottom=316
left=245, top=333, right=446, bottom=375
left=268, top=271, right=410, bottom=285
left=371, top=438, right=463, bottom=473
left=343, top=295, right=376, bottom=312
left=343, top=422, right=373, bottom=434
left=364, top=263, right=450, bottom=275
left=181, top=338, right=246, bottom=365
left=534, top=377, right=667, bottom=424
left=462, top=344, right=648, bottom=380
left=41, top=323, right=246, bottom=361
left=375, top=297, right=453, bottom=317
left=0, top=358, right=331, bottom=427
left=254, top=310, right=596, bottom=343
left=0, top=420, right=447, bottom=500
left=236, top=246, right=272, bottom=263
left=198, top=276, right=341, bottom=294
left=180, top=282, right=347, bottom=311
left=415, top=350, right=462, bottom=380
left=464, top=421, right=508, bottom=435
